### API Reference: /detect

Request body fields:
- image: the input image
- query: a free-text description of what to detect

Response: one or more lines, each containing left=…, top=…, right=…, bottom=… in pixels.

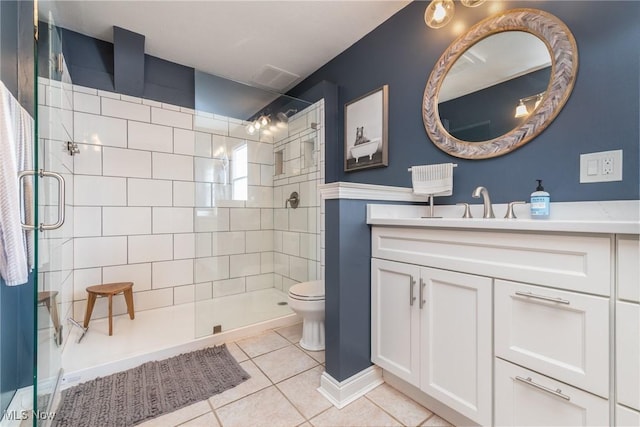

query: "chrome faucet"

left=472, top=186, right=495, bottom=218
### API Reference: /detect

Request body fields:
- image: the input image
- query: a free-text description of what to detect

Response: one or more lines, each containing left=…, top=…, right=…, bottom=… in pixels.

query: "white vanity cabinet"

left=371, top=257, right=492, bottom=426
left=370, top=224, right=624, bottom=426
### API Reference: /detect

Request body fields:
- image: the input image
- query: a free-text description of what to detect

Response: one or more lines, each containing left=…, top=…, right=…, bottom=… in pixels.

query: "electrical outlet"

left=580, top=150, right=623, bottom=183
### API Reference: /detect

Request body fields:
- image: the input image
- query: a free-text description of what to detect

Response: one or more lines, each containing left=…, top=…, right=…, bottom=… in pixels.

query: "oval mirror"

left=423, top=8, right=578, bottom=159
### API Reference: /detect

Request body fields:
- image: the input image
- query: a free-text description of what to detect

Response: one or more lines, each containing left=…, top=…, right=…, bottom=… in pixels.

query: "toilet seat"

left=289, top=280, right=324, bottom=301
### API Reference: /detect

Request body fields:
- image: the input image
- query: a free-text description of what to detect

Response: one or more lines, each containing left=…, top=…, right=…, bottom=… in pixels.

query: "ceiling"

left=39, top=0, right=410, bottom=92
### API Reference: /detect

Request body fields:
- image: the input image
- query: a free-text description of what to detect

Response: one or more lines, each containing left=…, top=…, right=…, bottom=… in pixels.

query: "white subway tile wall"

left=41, top=78, right=324, bottom=324
left=39, top=73, right=75, bottom=346
left=271, top=103, right=324, bottom=292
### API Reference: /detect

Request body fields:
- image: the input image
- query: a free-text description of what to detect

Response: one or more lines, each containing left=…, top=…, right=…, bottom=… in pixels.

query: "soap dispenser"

left=530, top=179, right=550, bottom=219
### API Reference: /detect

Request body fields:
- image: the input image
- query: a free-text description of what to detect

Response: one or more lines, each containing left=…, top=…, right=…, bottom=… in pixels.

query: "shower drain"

left=277, top=301, right=288, bottom=306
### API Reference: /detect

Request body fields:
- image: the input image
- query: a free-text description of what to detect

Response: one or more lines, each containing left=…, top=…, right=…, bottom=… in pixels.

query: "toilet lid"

left=289, top=280, right=324, bottom=300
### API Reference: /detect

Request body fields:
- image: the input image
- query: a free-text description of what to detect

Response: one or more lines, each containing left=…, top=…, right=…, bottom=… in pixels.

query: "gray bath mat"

left=52, top=344, right=249, bottom=427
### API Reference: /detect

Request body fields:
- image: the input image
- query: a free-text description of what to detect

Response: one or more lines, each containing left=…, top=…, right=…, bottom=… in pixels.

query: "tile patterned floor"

left=138, top=323, right=454, bottom=427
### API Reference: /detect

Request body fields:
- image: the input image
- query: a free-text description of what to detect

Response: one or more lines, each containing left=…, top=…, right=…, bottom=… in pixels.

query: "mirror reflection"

left=437, top=31, right=551, bottom=142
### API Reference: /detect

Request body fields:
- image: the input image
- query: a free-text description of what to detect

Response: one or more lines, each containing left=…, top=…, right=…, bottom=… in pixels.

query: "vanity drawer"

left=495, top=280, right=609, bottom=397
left=495, top=358, right=609, bottom=427
left=372, top=227, right=611, bottom=295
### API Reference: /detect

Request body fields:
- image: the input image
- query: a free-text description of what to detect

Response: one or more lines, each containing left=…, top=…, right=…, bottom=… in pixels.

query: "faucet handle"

left=456, top=203, right=473, bottom=218
left=504, top=201, right=526, bottom=219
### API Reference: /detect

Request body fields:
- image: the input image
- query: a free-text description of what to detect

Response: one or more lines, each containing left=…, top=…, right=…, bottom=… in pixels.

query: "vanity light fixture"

left=425, top=0, right=487, bottom=29
left=514, top=93, right=545, bottom=118
left=425, top=0, right=455, bottom=29
left=246, top=109, right=297, bottom=135
left=246, top=115, right=271, bottom=135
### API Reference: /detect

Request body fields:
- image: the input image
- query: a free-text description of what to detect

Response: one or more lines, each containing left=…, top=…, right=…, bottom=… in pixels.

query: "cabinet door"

left=495, top=280, right=609, bottom=398
left=495, top=358, right=609, bottom=426
left=419, top=267, right=492, bottom=426
left=371, top=258, right=420, bottom=386
left=617, top=301, right=640, bottom=411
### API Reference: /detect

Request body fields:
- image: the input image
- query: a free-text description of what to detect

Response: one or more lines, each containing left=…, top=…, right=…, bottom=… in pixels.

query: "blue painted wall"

left=324, top=199, right=373, bottom=380
left=41, top=23, right=196, bottom=108
left=0, top=277, right=35, bottom=414
left=289, top=1, right=640, bottom=383
left=290, top=0, right=640, bottom=203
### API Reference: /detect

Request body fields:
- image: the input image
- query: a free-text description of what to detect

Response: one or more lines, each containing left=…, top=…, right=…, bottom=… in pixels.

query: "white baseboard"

left=317, top=365, right=383, bottom=409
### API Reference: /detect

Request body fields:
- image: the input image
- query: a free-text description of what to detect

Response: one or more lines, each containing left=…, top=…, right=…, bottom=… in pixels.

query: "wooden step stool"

left=83, top=282, right=135, bottom=336
left=38, top=291, right=61, bottom=344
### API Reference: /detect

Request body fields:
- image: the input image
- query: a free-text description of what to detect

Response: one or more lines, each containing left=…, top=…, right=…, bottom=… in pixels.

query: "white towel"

left=0, top=81, right=34, bottom=286
left=411, top=163, right=454, bottom=197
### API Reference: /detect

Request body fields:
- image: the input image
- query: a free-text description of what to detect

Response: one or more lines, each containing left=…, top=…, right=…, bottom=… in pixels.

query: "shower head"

left=276, top=109, right=298, bottom=126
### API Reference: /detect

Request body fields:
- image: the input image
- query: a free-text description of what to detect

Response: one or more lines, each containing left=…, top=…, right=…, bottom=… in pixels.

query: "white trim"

left=317, top=365, right=383, bottom=409
left=319, top=182, right=426, bottom=202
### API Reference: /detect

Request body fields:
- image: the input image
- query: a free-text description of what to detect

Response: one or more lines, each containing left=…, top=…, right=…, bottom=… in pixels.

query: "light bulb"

left=514, top=100, right=529, bottom=118
left=246, top=124, right=256, bottom=135
left=433, top=3, right=446, bottom=22
left=425, top=0, right=455, bottom=29
left=254, top=120, right=261, bottom=130
left=260, top=116, right=269, bottom=126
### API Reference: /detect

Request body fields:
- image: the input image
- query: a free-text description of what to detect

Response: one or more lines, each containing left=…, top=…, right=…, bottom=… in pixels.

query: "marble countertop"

left=367, top=200, right=640, bottom=234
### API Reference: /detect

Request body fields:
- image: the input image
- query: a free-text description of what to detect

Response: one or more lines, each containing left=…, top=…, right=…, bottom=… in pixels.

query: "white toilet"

left=287, top=280, right=325, bottom=351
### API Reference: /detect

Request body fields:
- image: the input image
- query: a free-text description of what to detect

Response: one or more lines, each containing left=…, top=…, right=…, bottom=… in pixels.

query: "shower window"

left=231, top=144, right=248, bottom=201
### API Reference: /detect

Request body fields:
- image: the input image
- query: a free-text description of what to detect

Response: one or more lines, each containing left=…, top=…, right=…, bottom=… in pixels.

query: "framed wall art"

left=344, top=85, right=388, bottom=172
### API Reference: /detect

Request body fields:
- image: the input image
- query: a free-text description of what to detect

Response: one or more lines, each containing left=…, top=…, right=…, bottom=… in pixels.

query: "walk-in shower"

left=1, top=4, right=325, bottom=424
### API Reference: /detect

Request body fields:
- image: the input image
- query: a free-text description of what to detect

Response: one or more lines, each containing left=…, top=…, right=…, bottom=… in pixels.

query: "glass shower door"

left=193, top=96, right=321, bottom=338
left=33, top=14, right=74, bottom=423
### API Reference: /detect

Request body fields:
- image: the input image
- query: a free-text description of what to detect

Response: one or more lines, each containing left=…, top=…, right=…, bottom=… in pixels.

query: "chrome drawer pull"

left=419, top=278, right=426, bottom=309
left=515, top=291, right=570, bottom=305
left=515, top=376, right=571, bottom=401
left=410, top=277, right=417, bottom=306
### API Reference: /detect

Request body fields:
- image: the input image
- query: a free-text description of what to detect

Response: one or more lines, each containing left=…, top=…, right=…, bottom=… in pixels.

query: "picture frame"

left=344, top=85, right=388, bottom=172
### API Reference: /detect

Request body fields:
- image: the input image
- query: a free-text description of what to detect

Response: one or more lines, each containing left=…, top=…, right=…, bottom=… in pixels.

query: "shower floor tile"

left=62, top=288, right=293, bottom=375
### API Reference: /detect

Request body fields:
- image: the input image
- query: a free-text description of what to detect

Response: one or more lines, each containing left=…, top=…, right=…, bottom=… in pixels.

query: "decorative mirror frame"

left=423, top=8, right=578, bottom=159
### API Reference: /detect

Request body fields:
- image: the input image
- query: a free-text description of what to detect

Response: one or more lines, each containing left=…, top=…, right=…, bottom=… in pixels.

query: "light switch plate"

left=580, top=150, right=623, bottom=183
